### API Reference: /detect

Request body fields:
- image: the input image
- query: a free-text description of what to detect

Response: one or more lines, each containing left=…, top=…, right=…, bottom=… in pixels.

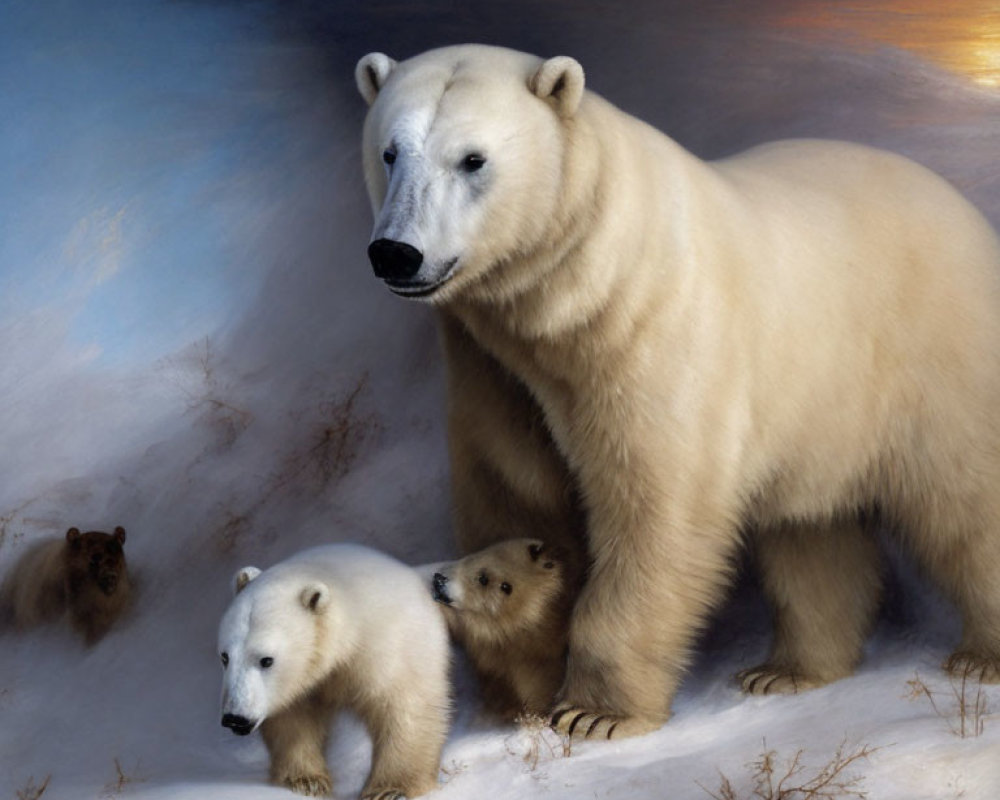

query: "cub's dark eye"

left=461, top=153, right=486, bottom=173
left=259, top=657, right=274, bottom=669
left=220, top=652, right=229, bottom=667
left=382, top=148, right=396, bottom=165
left=500, top=582, right=512, bottom=595
left=477, top=572, right=489, bottom=587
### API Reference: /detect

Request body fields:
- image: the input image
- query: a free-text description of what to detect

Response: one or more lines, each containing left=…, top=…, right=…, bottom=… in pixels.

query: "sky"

left=2, top=1, right=1000, bottom=799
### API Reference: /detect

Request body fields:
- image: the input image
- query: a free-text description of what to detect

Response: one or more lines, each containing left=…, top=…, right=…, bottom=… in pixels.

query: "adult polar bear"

left=355, top=44, right=1000, bottom=739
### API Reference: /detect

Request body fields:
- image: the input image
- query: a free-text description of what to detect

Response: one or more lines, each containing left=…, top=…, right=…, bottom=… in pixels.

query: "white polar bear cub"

left=218, top=544, right=450, bottom=799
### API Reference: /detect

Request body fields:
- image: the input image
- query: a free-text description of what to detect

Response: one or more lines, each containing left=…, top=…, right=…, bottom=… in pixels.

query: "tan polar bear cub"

left=431, top=538, right=572, bottom=719
left=217, top=544, right=450, bottom=799
left=356, top=44, right=1000, bottom=741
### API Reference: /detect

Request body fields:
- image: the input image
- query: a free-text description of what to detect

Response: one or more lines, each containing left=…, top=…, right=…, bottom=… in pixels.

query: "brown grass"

left=161, top=337, right=252, bottom=450
left=267, top=374, right=376, bottom=497
left=504, top=713, right=572, bottom=771
left=15, top=775, right=51, bottom=800
left=101, top=757, right=145, bottom=798
left=208, top=373, right=376, bottom=555
left=698, top=740, right=879, bottom=800
left=905, top=671, right=989, bottom=738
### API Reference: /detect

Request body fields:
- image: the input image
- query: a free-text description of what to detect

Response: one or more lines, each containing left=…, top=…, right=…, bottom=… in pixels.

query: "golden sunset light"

left=770, top=0, right=1000, bottom=89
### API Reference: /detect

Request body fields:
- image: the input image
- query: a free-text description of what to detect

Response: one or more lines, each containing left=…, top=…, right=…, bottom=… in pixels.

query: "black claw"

left=567, top=711, right=587, bottom=737
left=586, top=716, right=605, bottom=737
left=606, top=721, right=618, bottom=739
left=747, top=673, right=763, bottom=693
left=761, top=674, right=779, bottom=694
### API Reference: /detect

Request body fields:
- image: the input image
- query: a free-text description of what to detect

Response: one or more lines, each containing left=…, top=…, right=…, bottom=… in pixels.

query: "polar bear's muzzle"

left=367, top=238, right=458, bottom=298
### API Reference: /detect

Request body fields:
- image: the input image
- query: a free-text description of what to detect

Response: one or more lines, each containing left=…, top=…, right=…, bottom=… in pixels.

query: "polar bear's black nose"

left=368, top=238, right=424, bottom=283
left=222, top=713, right=255, bottom=736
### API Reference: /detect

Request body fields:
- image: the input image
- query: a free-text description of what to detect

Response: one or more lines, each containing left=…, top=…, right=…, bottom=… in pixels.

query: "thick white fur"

left=357, top=44, right=1000, bottom=740
left=218, top=544, right=450, bottom=798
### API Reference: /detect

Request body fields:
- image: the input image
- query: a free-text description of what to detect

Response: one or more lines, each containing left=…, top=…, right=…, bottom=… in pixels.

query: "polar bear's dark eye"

left=500, top=582, right=512, bottom=595
left=220, top=652, right=229, bottom=668
left=259, top=657, right=274, bottom=669
left=382, top=148, right=396, bottom=166
left=477, top=572, right=489, bottom=587
left=461, top=153, right=486, bottom=173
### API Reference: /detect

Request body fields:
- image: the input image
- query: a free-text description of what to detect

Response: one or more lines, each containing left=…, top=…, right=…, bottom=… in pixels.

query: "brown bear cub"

left=432, top=538, right=572, bottom=720
left=0, top=526, right=131, bottom=645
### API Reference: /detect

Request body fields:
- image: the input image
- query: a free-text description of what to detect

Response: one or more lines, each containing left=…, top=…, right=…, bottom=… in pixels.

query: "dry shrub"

left=208, top=373, right=376, bottom=554
left=905, top=670, right=990, bottom=739
left=101, top=757, right=145, bottom=798
left=162, top=337, right=252, bottom=451
left=211, top=508, right=252, bottom=556
left=699, top=740, right=879, bottom=800
left=15, top=775, right=51, bottom=800
left=504, top=713, right=572, bottom=771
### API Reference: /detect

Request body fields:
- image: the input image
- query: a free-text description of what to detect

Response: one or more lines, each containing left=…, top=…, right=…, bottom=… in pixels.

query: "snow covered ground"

left=3, top=1, right=1000, bottom=798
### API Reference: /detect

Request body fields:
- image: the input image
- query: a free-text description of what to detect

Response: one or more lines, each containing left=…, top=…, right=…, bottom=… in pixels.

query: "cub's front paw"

left=550, top=706, right=659, bottom=740
left=282, top=772, right=333, bottom=797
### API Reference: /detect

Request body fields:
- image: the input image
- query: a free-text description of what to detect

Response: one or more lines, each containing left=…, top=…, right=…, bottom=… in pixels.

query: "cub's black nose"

left=221, top=713, right=255, bottom=736
left=368, top=238, right=423, bottom=283
left=432, top=572, right=452, bottom=605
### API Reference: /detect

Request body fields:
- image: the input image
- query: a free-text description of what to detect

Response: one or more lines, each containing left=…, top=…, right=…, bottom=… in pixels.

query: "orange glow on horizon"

left=769, top=1, right=1000, bottom=89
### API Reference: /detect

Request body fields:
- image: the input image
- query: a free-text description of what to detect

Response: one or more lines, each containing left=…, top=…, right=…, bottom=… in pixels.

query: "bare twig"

left=504, top=713, right=572, bottom=771
left=101, top=757, right=146, bottom=798
left=905, top=671, right=990, bottom=738
left=698, top=739, right=879, bottom=799
left=15, top=775, right=51, bottom=800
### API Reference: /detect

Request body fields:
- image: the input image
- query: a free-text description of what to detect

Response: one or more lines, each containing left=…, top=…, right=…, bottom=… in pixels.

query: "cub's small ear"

left=66, top=527, right=81, bottom=543
left=233, top=566, right=262, bottom=595
left=356, top=52, right=397, bottom=106
left=529, top=56, right=585, bottom=118
left=113, top=526, right=127, bottom=544
left=300, top=583, right=330, bottom=613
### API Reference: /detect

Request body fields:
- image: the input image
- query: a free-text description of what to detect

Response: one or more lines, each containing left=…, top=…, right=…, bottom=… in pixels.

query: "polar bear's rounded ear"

left=356, top=52, right=397, bottom=106
left=530, top=56, right=585, bottom=118
left=300, top=583, right=330, bottom=613
left=233, top=566, right=262, bottom=595
left=66, top=527, right=81, bottom=543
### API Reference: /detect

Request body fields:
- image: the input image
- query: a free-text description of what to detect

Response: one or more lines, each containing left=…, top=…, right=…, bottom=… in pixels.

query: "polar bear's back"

left=276, top=543, right=438, bottom=619
left=279, top=544, right=448, bottom=690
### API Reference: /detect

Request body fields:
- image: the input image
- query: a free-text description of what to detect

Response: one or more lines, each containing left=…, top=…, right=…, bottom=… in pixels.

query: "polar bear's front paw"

left=283, top=772, right=333, bottom=797
left=736, top=664, right=823, bottom=695
left=549, top=706, right=658, bottom=740
left=944, top=650, right=1000, bottom=683
left=361, top=788, right=406, bottom=800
